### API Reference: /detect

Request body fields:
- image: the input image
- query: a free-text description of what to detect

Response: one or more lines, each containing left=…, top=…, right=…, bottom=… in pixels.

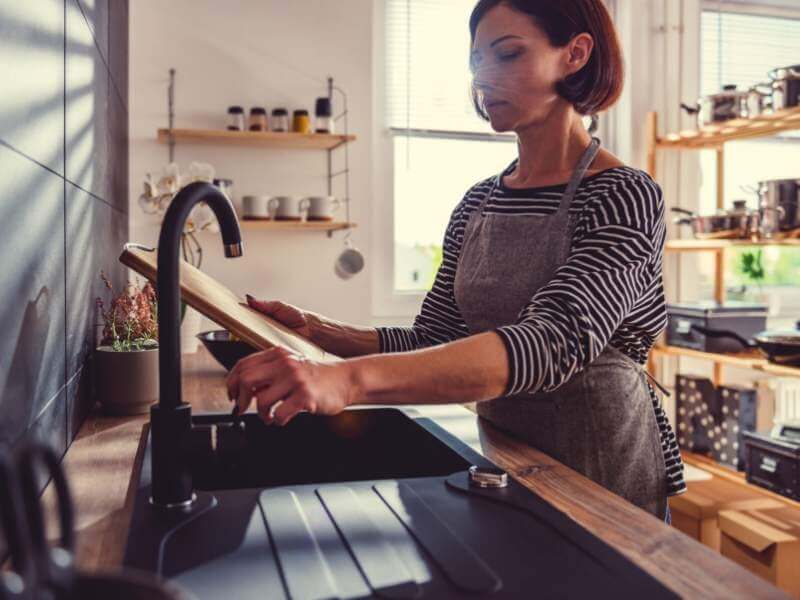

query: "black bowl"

left=197, top=330, right=258, bottom=370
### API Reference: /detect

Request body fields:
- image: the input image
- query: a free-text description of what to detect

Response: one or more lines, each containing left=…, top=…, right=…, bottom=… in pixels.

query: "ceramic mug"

left=305, top=196, right=341, bottom=221
left=242, top=195, right=271, bottom=219
left=334, top=239, right=365, bottom=279
left=270, top=196, right=310, bottom=221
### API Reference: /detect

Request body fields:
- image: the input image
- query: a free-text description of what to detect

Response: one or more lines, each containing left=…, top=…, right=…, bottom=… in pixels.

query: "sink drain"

left=468, top=465, right=508, bottom=488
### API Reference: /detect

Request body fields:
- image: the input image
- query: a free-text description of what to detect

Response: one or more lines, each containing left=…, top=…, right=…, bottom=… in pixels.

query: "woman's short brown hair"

left=469, top=0, right=624, bottom=118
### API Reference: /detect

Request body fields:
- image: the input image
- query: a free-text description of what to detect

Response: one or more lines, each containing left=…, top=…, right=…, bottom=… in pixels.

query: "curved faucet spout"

left=157, top=181, right=243, bottom=410
left=151, top=181, right=242, bottom=508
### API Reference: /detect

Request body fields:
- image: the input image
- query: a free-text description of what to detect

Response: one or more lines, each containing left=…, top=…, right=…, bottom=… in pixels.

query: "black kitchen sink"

left=124, top=407, right=678, bottom=599
left=185, top=408, right=472, bottom=491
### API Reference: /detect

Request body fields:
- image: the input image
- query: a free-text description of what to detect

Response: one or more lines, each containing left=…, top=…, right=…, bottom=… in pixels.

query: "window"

left=699, top=6, right=800, bottom=312
left=385, top=0, right=517, bottom=294
left=392, top=135, right=517, bottom=291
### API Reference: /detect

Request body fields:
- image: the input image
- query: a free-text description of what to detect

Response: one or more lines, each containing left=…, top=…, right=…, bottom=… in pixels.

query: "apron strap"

left=556, top=136, right=601, bottom=214
left=480, top=136, right=602, bottom=216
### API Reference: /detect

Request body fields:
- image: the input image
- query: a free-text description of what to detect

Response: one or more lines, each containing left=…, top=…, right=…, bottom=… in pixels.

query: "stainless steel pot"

left=671, top=201, right=758, bottom=239
left=758, top=178, right=800, bottom=233
left=681, top=85, right=749, bottom=128
left=746, top=82, right=773, bottom=118
left=769, top=64, right=800, bottom=110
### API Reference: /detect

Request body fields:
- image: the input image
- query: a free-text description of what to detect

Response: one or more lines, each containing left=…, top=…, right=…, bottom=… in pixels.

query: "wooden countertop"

left=55, top=347, right=785, bottom=599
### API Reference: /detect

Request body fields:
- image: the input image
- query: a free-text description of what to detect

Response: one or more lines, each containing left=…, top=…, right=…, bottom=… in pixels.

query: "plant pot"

left=94, top=345, right=159, bottom=415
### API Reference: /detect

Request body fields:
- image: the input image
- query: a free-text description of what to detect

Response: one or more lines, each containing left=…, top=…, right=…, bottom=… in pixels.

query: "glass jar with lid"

left=314, top=97, right=333, bottom=134
left=227, top=106, right=245, bottom=131
left=292, top=109, right=311, bottom=134
left=271, top=108, right=289, bottom=132
left=248, top=107, right=268, bottom=131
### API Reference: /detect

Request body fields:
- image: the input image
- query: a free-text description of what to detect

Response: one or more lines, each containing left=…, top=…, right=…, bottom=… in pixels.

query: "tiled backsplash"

left=0, top=0, right=128, bottom=456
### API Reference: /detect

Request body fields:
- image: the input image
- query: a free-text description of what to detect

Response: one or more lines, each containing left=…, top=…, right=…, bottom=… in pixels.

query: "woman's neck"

left=506, top=105, right=593, bottom=188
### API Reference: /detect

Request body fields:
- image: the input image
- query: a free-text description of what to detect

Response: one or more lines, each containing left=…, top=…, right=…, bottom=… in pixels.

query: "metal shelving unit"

left=160, top=69, right=356, bottom=237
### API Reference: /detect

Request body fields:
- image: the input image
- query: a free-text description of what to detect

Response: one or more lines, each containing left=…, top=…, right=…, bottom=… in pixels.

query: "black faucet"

left=150, top=181, right=243, bottom=509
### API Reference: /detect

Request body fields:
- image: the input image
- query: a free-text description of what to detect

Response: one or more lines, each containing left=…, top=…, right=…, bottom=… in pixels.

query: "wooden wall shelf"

left=655, top=106, right=800, bottom=149
left=240, top=220, right=356, bottom=232
left=664, top=237, right=800, bottom=252
left=157, top=128, right=356, bottom=150
left=651, top=345, right=800, bottom=379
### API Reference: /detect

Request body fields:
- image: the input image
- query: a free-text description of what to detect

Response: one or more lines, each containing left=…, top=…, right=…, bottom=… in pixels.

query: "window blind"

left=385, top=0, right=496, bottom=134
left=701, top=9, right=800, bottom=96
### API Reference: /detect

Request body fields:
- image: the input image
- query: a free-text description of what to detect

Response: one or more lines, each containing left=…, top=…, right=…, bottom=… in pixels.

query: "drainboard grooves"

left=373, top=482, right=502, bottom=595
left=316, top=486, right=420, bottom=599
left=260, top=489, right=340, bottom=600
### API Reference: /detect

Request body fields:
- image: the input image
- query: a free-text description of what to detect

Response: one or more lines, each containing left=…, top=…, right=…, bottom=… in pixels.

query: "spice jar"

left=227, top=106, right=245, bottom=131
left=248, top=107, right=267, bottom=131
left=314, top=97, right=333, bottom=134
left=292, top=109, right=311, bottom=134
left=271, top=108, right=289, bottom=132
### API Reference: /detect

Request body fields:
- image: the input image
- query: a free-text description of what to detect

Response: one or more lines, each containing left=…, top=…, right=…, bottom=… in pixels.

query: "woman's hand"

left=245, top=294, right=314, bottom=341
left=225, top=347, right=361, bottom=426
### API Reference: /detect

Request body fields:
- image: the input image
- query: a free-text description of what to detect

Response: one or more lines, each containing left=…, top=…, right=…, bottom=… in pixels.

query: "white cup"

left=305, top=196, right=341, bottom=221
left=242, top=195, right=271, bottom=219
left=334, top=239, right=365, bottom=280
left=270, top=196, right=310, bottom=221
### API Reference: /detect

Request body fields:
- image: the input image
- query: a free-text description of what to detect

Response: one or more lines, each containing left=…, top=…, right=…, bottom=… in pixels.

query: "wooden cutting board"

left=119, top=244, right=339, bottom=362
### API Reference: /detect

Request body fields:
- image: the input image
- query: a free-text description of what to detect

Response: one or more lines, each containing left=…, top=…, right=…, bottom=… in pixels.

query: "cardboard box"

left=719, top=505, right=800, bottom=597
left=669, top=475, right=781, bottom=551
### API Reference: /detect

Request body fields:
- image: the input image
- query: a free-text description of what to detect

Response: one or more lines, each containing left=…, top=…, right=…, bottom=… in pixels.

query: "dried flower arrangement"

left=137, top=162, right=222, bottom=329
left=138, top=161, right=222, bottom=270
left=96, top=271, right=159, bottom=352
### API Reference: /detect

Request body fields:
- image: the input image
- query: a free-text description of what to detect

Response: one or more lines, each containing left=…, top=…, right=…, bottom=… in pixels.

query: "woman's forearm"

left=347, top=331, right=509, bottom=405
left=306, top=312, right=380, bottom=358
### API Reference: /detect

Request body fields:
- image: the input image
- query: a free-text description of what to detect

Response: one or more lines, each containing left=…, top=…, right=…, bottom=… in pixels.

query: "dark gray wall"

left=0, top=0, right=129, bottom=457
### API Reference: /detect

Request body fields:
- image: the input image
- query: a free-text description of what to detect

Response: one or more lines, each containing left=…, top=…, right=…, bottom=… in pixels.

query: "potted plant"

left=94, top=272, right=159, bottom=415
left=738, top=249, right=768, bottom=307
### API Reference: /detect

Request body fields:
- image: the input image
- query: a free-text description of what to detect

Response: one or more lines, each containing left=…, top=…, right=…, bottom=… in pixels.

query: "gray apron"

left=454, top=138, right=668, bottom=519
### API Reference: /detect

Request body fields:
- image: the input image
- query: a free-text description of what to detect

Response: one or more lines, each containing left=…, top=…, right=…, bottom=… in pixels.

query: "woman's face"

left=470, top=3, right=592, bottom=132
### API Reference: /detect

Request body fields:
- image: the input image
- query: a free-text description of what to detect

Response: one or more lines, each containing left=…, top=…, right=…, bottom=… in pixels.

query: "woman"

left=226, top=0, right=685, bottom=521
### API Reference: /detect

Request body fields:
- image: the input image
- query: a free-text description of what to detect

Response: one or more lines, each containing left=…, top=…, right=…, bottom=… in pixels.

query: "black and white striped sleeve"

left=494, top=175, right=664, bottom=395
left=376, top=198, right=472, bottom=353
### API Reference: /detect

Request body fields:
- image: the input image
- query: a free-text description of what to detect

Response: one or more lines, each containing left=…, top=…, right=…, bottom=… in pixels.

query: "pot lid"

left=758, top=178, right=800, bottom=186
left=770, top=64, right=800, bottom=79
left=666, top=300, right=768, bottom=315
left=707, top=85, right=749, bottom=99
left=754, top=330, right=800, bottom=344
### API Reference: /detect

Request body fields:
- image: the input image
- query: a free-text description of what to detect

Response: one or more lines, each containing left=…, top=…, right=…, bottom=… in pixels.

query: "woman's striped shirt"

left=377, top=165, right=686, bottom=497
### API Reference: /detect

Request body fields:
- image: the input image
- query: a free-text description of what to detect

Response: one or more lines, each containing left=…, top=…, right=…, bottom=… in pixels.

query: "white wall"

left=129, top=0, right=375, bottom=331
